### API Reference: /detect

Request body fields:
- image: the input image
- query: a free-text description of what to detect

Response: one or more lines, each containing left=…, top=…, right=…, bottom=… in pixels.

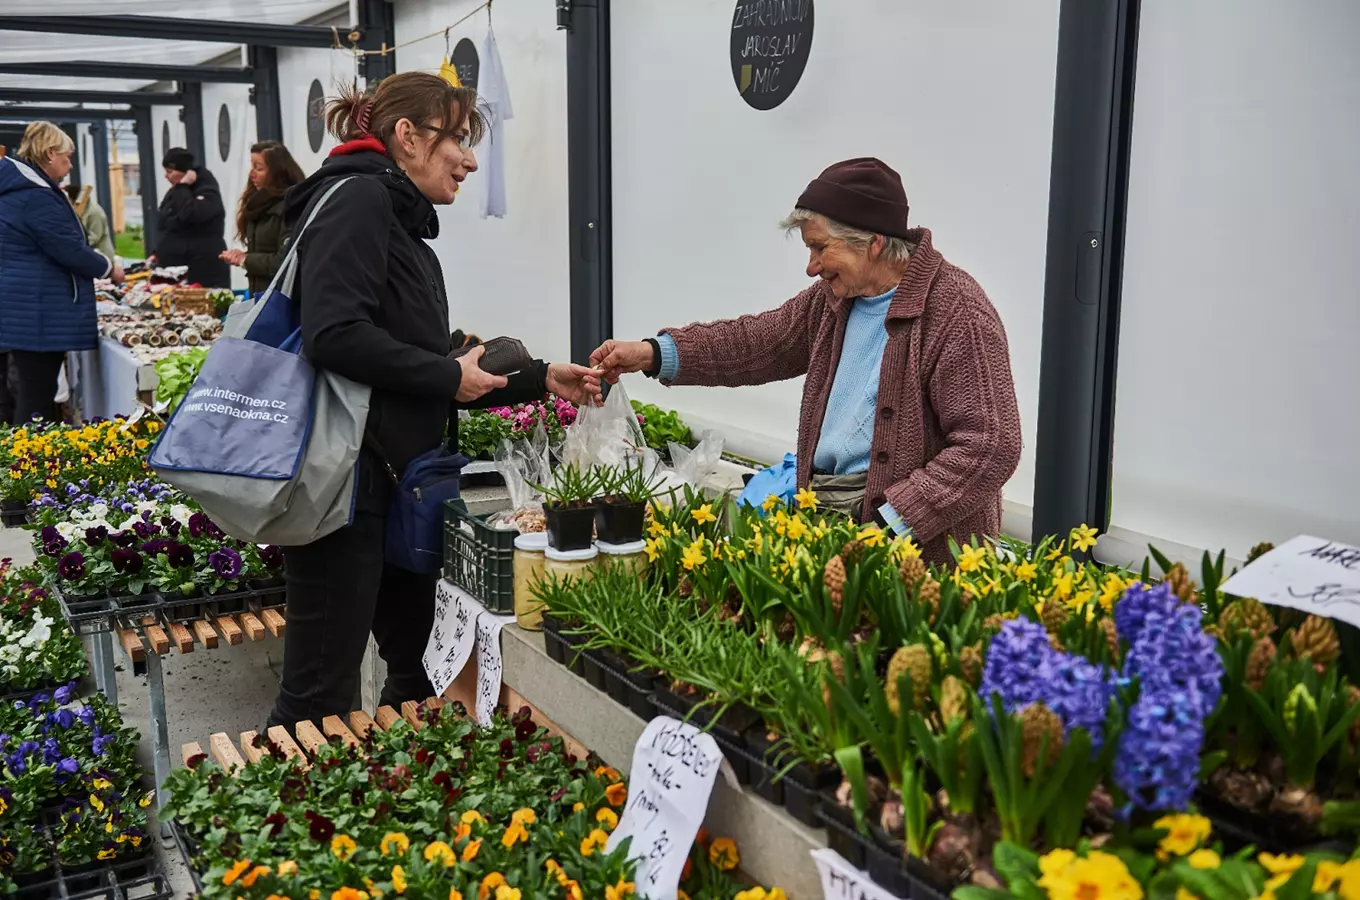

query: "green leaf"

left=992, top=841, right=1041, bottom=886
left=1272, top=860, right=1318, bottom=900
left=952, top=888, right=1013, bottom=900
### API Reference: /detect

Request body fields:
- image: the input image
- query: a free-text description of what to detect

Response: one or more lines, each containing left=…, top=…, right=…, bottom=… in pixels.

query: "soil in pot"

left=545, top=502, right=596, bottom=552
left=595, top=497, right=646, bottom=545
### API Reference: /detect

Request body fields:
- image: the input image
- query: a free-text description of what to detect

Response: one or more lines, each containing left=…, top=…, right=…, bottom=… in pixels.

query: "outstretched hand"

left=588, top=339, right=654, bottom=385
left=547, top=363, right=603, bottom=406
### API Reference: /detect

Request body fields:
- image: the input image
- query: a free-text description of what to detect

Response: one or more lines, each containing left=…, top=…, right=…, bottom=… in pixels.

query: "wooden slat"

left=209, top=733, right=245, bottom=774
left=181, top=741, right=205, bottom=766
left=401, top=700, right=423, bottom=730
left=266, top=726, right=309, bottom=768
left=294, top=720, right=326, bottom=756
left=239, top=730, right=266, bottom=765
left=322, top=715, right=360, bottom=750
left=168, top=622, right=194, bottom=654
left=239, top=612, right=266, bottom=641
left=374, top=706, right=401, bottom=731
left=216, top=616, right=243, bottom=645
left=348, top=710, right=377, bottom=740
left=503, top=685, right=591, bottom=763
left=117, top=628, right=145, bottom=663
left=143, top=624, right=170, bottom=655
left=260, top=608, right=286, bottom=637
left=191, top=619, right=219, bottom=649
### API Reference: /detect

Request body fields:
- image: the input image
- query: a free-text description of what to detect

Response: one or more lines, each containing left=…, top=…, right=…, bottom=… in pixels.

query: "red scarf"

left=329, top=135, right=386, bottom=158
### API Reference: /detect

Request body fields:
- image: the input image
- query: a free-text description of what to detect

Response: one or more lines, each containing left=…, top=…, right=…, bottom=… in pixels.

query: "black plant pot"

left=545, top=503, right=596, bottom=552
left=595, top=498, right=646, bottom=545
left=782, top=755, right=840, bottom=827
left=12, top=865, right=55, bottom=889
left=819, top=794, right=873, bottom=870
left=867, top=825, right=914, bottom=898
left=582, top=648, right=609, bottom=691
left=610, top=651, right=661, bottom=720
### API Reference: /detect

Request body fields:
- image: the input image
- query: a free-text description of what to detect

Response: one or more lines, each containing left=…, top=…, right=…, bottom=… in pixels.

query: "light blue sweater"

left=813, top=287, right=894, bottom=474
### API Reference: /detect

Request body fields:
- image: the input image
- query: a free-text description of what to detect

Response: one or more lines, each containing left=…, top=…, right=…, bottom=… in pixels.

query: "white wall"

left=74, top=123, right=95, bottom=191
left=200, top=81, right=257, bottom=290
left=151, top=104, right=186, bottom=207
left=393, top=0, right=572, bottom=363
left=277, top=46, right=352, bottom=176
left=1109, top=0, right=1360, bottom=559
left=610, top=0, right=1059, bottom=509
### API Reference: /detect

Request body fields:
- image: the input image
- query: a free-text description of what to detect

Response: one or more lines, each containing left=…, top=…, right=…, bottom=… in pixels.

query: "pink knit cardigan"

left=661, top=227, right=1022, bottom=565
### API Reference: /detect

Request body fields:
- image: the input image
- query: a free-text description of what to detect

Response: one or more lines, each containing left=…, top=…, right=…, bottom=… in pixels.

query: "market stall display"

left=0, top=562, right=86, bottom=702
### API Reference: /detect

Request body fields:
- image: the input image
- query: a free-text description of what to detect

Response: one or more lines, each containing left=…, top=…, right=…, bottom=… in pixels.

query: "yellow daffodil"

left=1071, top=523, right=1099, bottom=552
left=785, top=517, right=809, bottom=541
left=1045, top=541, right=1066, bottom=561
left=761, top=493, right=782, bottom=512
left=691, top=504, right=717, bottom=525
left=681, top=541, right=706, bottom=571
left=794, top=487, right=818, bottom=510
left=856, top=525, right=885, bottom=548
left=644, top=537, right=662, bottom=562
left=957, top=544, right=987, bottom=572
left=1015, top=560, right=1038, bottom=583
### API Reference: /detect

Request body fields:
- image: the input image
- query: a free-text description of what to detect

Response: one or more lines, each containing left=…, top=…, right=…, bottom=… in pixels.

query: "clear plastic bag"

left=555, top=379, right=647, bottom=471
left=488, top=424, right=552, bottom=531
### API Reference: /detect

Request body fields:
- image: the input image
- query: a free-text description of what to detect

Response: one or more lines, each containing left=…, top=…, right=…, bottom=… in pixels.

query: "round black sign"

left=729, top=0, right=815, bottom=111
left=217, top=104, right=231, bottom=163
left=161, top=121, right=170, bottom=157
left=306, top=80, right=325, bottom=153
left=452, top=37, right=480, bottom=91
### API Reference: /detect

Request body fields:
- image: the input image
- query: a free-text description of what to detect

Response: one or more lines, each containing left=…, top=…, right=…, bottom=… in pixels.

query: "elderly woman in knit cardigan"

left=591, top=157, right=1022, bottom=564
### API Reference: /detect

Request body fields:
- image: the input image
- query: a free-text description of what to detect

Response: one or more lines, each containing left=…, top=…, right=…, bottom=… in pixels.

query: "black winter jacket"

left=242, top=195, right=289, bottom=295
left=156, top=166, right=230, bottom=287
left=285, top=142, right=548, bottom=493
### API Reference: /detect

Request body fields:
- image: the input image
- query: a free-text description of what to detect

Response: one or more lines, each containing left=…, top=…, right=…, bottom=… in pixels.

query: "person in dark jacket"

left=266, top=72, right=601, bottom=728
left=220, top=140, right=305, bottom=294
left=0, top=122, right=121, bottom=424
left=155, top=148, right=230, bottom=287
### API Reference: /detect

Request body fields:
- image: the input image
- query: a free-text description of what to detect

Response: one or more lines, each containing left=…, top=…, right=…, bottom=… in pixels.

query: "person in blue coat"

left=0, top=122, right=122, bottom=424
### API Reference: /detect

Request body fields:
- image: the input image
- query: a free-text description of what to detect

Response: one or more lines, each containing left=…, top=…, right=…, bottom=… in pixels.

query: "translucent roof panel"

left=0, top=2, right=345, bottom=92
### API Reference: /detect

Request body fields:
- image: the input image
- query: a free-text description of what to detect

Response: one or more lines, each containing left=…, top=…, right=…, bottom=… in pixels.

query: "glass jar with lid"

left=513, top=532, right=550, bottom=630
left=596, top=540, right=649, bottom=578
left=543, top=545, right=599, bottom=588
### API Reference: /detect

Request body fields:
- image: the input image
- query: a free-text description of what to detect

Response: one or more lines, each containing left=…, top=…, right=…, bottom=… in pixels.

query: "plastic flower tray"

left=54, top=584, right=286, bottom=635
left=7, top=849, right=172, bottom=899
left=443, top=499, right=515, bottom=614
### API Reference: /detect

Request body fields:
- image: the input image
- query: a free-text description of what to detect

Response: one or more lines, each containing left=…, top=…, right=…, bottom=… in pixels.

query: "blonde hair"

left=17, top=121, right=73, bottom=169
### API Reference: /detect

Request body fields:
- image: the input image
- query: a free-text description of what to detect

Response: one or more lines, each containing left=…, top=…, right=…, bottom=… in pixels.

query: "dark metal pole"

left=1032, top=0, right=1141, bottom=540
left=134, top=106, right=158, bottom=253
left=0, top=107, right=136, bottom=121
left=357, top=0, right=396, bottom=81
left=249, top=46, right=283, bottom=142
left=559, top=0, right=613, bottom=366
left=89, top=120, right=112, bottom=220
left=0, top=15, right=338, bottom=48
left=179, top=81, right=205, bottom=167
left=0, top=87, right=181, bottom=105
left=0, top=61, right=254, bottom=84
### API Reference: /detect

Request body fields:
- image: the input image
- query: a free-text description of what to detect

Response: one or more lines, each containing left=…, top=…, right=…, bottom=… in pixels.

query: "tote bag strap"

left=264, top=175, right=356, bottom=300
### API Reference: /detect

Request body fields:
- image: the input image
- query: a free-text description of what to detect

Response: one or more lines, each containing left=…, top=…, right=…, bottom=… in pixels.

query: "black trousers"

left=10, top=350, right=65, bottom=425
left=267, top=473, right=437, bottom=728
left=0, top=352, right=15, bottom=425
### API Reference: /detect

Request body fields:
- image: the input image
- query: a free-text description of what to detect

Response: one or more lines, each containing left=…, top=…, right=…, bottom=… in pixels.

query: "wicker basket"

left=170, top=288, right=216, bottom=316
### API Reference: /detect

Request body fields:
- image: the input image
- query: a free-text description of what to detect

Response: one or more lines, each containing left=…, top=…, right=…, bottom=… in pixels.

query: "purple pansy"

left=57, top=552, right=85, bottom=580
left=209, top=547, right=243, bottom=580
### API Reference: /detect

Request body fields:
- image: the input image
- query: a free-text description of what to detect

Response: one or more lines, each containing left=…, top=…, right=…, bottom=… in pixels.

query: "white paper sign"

left=608, top=716, right=724, bottom=899
left=474, top=611, right=515, bottom=726
left=1220, top=536, right=1360, bottom=629
left=812, top=847, right=902, bottom=900
left=422, top=580, right=479, bottom=696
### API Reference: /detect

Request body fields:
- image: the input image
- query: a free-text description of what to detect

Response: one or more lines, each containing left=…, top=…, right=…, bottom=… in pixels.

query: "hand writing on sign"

left=1287, top=583, right=1360, bottom=608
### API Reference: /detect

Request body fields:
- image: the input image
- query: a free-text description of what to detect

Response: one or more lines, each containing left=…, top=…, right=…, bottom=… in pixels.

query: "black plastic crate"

left=443, top=499, right=515, bottom=613
left=8, top=850, right=172, bottom=899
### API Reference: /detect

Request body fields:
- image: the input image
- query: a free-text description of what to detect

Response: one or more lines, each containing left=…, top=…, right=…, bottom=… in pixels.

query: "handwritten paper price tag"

left=474, top=611, right=515, bottom=726
left=812, top=847, right=902, bottom=900
left=1220, top=536, right=1360, bottom=629
left=607, top=716, right=724, bottom=899
left=422, top=580, right=479, bottom=697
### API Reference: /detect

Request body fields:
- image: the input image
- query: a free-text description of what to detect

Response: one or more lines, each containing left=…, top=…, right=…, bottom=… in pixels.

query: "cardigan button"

left=876, top=451, right=890, bottom=464
left=881, top=406, right=893, bottom=419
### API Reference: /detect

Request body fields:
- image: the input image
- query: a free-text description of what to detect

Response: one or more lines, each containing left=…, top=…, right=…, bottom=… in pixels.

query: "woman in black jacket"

left=155, top=148, right=230, bottom=287
left=267, top=72, right=600, bottom=728
left=220, top=140, right=305, bottom=294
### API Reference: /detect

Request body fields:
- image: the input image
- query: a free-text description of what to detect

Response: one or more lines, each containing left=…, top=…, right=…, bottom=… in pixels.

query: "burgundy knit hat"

left=795, top=157, right=910, bottom=239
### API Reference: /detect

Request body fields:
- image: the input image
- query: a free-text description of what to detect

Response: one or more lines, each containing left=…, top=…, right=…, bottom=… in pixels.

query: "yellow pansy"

left=380, top=833, right=410, bottom=856
left=331, top=834, right=357, bottom=860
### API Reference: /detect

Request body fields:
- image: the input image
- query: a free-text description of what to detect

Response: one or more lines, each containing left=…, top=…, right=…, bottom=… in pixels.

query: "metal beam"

left=0, top=87, right=181, bottom=106
left=134, top=107, right=159, bottom=252
left=249, top=46, right=283, bottom=143
left=559, top=0, right=613, bottom=366
left=90, top=121, right=112, bottom=222
left=0, top=106, right=136, bottom=121
left=180, top=82, right=205, bottom=168
left=0, top=61, right=254, bottom=84
left=356, top=0, right=396, bottom=81
left=0, top=16, right=342, bottom=49
left=1032, top=0, right=1141, bottom=541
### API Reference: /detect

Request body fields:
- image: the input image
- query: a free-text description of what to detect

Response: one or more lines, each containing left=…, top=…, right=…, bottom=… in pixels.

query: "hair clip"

left=354, top=99, right=374, bottom=134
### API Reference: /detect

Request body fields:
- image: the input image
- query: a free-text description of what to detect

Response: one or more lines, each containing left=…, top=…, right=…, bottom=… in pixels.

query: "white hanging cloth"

left=478, top=25, right=514, bottom=219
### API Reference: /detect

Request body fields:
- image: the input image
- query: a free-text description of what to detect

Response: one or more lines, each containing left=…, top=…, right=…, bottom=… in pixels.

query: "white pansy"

left=20, top=615, right=52, bottom=648
left=55, top=521, right=79, bottom=541
left=119, top=516, right=140, bottom=532
left=136, top=500, right=159, bottom=515
left=170, top=504, right=194, bottom=526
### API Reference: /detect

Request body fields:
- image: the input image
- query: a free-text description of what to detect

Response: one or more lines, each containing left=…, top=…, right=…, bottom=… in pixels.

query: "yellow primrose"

left=1153, top=814, right=1212, bottom=857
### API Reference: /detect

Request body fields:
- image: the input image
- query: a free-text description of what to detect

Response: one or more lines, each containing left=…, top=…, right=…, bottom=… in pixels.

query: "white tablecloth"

left=73, top=337, right=157, bottom=421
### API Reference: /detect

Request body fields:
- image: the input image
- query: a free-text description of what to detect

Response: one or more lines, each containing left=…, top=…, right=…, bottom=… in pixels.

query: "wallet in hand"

left=450, top=336, right=533, bottom=376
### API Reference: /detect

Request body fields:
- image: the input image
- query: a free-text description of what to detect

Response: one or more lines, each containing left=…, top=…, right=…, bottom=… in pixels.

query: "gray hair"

left=779, top=208, right=913, bottom=265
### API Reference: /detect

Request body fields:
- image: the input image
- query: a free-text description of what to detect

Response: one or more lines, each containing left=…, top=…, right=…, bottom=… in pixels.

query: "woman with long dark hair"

left=266, top=73, right=600, bottom=728
left=220, top=140, right=306, bottom=294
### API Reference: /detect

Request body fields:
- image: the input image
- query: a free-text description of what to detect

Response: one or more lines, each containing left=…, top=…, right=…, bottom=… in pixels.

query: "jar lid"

left=596, top=540, right=647, bottom=555
left=545, top=545, right=599, bottom=562
left=514, top=532, right=550, bottom=551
